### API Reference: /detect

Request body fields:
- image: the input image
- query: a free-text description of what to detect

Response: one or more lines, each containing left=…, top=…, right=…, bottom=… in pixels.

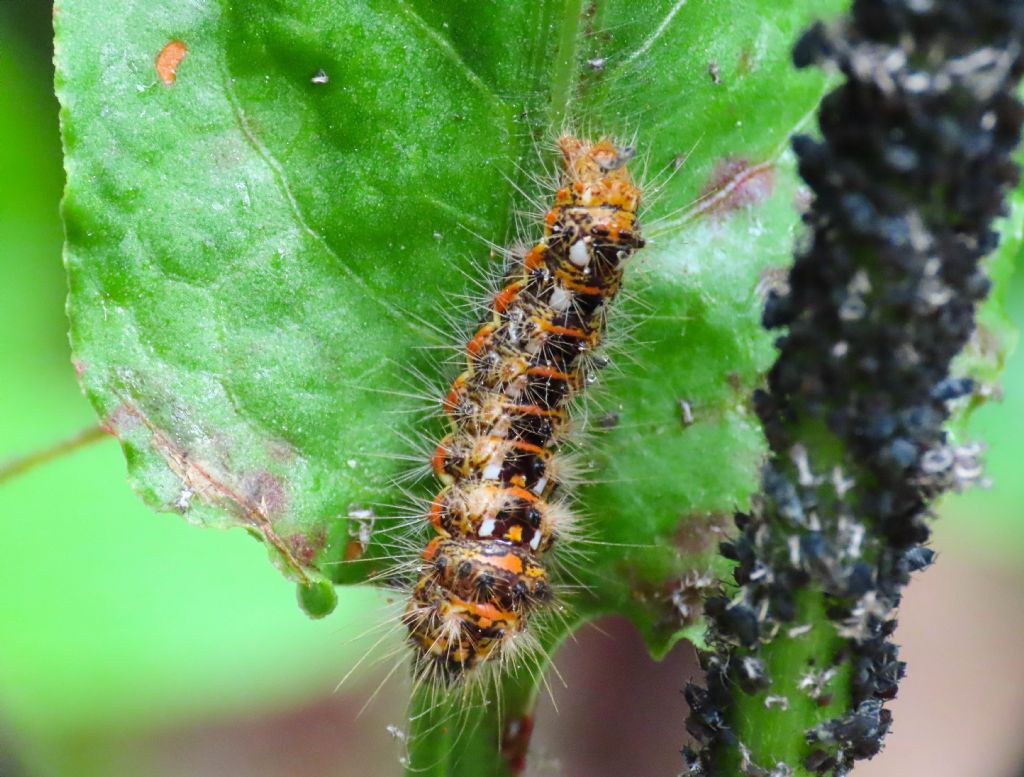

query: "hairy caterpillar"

left=401, top=135, right=645, bottom=683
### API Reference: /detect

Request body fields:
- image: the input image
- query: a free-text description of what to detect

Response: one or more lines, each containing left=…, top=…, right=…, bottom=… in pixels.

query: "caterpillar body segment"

left=403, top=136, right=645, bottom=681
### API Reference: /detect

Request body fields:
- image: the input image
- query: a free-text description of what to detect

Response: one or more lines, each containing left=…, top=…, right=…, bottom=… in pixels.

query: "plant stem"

left=403, top=624, right=567, bottom=777
left=0, top=424, right=109, bottom=485
left=547, top=0, right=586, bottom=130
left=685, top=1, right=1024, bottom=774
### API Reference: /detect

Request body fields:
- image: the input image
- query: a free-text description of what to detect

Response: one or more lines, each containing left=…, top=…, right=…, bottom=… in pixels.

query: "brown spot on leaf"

left=737, top=47, right=758, bottom=75
left=697, top=158, right=775, bottom=220
left=795, top=183, right=814, bottom=214
left=665, top=569, right=720, bottom=627
left=103, top=403, right=142, bottom=436
left=501, top=714, right=534, bottom=775
left=674, top=513, right=732, bottom=555
left=288, top=529, right=327, bottom=566
left=243, top=470, right=287, bottom=518
left=667, top=158, right=777, bottom=231
left=156, top=39, right=188, bottom=85
left=105, top=399, right=312, bottom=583
left=343, top=539, right=365, bottom=562
left=757, top=265, right=791, bottom=302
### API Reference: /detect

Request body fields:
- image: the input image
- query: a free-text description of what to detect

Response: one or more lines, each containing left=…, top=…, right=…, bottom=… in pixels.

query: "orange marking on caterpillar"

left=509, top=440, right=548, bottom=456
left=404, top=136, right=644, bottom=685
left=524, top=246, right=547, bottom=269
left=506, top=403, right=564, bottom=418
left=460, top=597, right=513, bottom=625
left=486, top=553, right=525, bottom=576
left=536, top=320, right=588, bottom=339
left=499, top=485, right=539, bottom=504
left=527, top=365, right=572, bottom=382
left=494, top=281, right=524, bottom=312
left=467, top=324, right=495, bottom=357
left=421, top=536, right=444, bottom=561
left=428, top=494, right=449, bottom=532
left=555, top=275, right=606, bottom=296
left=443, top=376, right=467, bottom=415
left=432, top=442, right=449, bottom=478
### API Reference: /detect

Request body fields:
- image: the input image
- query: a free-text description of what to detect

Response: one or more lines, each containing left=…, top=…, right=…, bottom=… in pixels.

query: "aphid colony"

left=401, top=136, right=644, bottom=680
left=684, top=0, right=1024, bottom=773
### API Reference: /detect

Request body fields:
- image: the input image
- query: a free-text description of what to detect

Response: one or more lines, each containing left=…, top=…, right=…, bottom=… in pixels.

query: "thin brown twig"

left=0, top=424, right=110, bottom=485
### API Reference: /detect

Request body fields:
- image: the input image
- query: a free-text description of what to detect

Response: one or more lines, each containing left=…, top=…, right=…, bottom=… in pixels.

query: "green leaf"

left=0, top=25, right=393, bottom=768
left=57, top=0, right=844, bottom=613
left=55, top=0, right=848, bottom=771
left=941, top=177, right=1024, bottom=557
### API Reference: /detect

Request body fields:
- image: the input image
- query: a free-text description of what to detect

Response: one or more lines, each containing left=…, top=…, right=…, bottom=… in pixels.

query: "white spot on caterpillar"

left=569, top=239, right=590, bottom=267
left=549, top=285, right=572, bottom=312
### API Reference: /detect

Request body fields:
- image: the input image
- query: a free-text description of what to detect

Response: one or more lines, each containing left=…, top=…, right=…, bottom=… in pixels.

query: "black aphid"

left=684, top=0, right=1024, bottom=774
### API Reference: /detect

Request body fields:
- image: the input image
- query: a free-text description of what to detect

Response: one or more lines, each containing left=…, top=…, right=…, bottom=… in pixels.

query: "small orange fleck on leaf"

left=156, top=39, right=188, bottom=85
left=343, top=539, right=365, bottom=562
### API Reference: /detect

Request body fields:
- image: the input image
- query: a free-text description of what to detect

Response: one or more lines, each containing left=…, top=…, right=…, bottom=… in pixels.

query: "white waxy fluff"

left=530, top=530, right=543, bottom=550
left=482, top=459, right=503, bottom=481
left=569, top=239, right=590, bottom=268
left=549, top=285, right=572, bottom=312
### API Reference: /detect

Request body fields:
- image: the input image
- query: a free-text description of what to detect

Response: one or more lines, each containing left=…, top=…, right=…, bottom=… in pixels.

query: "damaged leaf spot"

left=697, top=158, right=775, bottom=221
left=501, top=714, right=534, bottom=775
left=661, top=158, right=777, bottom=232
left=155, top=39, right=187, bottom=85
left=288, top=528, right=327, bottom=566
left=667, top=569, right=719, bottom=627
left=105, top=398, right=312, bottom=583
left=674, top=513, right=732, bottom=555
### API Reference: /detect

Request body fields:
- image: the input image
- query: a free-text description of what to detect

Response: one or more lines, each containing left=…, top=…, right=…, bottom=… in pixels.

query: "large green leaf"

left=56, top=1, right=847, bottom=772
left=58, top=0, right=843, bottom=620
left=0, top=22, right=395, bottom=777
left=51, top=1, right=1024, bottom=774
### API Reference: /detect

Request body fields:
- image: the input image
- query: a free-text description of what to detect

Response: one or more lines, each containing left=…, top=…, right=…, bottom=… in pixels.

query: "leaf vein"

left=397, top=1, right=500, bottom=106
left=221, top=67, right=416, bottom=334
left=620, top=0, right=691, bottom=67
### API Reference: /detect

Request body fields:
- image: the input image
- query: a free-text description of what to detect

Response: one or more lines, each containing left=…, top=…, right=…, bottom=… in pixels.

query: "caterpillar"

left=401, top=135, right=645, bottom=683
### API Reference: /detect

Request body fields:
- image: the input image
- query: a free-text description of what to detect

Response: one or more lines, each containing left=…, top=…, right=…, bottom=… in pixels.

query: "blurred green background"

left=2, top=4, right=1023, bottom=777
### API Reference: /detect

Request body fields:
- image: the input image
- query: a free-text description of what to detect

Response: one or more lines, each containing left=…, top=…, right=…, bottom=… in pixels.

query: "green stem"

left=547, top=0, right=586, bottom=129
left=718, top=592, right=850, bottom=775
left=403, top=625, right=569, bottom=777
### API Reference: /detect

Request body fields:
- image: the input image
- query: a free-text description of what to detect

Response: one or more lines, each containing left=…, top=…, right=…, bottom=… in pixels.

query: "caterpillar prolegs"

left=402, top=136, right=644, bottom=681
